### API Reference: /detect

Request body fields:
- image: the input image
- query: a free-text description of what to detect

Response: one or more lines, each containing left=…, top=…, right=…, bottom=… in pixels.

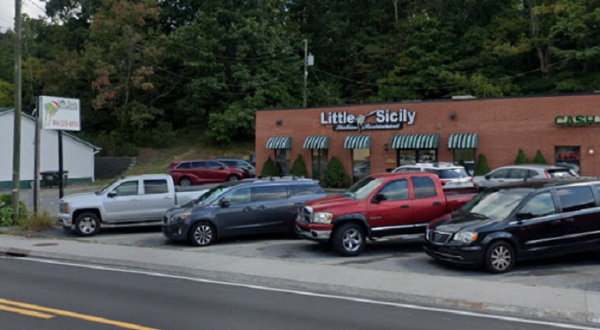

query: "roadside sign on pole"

left=39, top=96, right=81, bottom=131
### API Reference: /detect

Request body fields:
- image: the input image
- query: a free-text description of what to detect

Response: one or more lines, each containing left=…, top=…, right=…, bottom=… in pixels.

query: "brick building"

left=255, top=93, right=600, bottom=181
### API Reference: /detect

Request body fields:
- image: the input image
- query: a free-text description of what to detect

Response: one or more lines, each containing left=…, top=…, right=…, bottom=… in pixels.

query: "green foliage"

left=19, top=211, right=54, bottom=232
left=0, top=80, right=13, bottom=107
left=0, top=194, right=28, bottom=226
left=323, top=157, right=351, bottom=188
left=474, top=154, right=491, bottom=176
left=515, top=149, right=529, bottom=165
left=533, top=150, right=548, bottom=165
left=290, top=155, right=308, bottom=177
left=133, top=121, right=177, bottom=148
left=261, top=156, right=281, bottom=177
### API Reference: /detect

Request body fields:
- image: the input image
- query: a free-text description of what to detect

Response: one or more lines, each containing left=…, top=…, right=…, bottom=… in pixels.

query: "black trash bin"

left=40, top=171, right=69, bottom=188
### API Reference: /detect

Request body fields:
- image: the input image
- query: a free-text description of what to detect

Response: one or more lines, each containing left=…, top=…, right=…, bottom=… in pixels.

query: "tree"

left=261, top=156, right=281, bottom=177
left=290, top=155, right=308, bottom=177
left=515, top=149, right=529, bottom=164
left=532, top=150, right=548, bottom=164
left=0, top=80, right=13, bottom=107
left=323, top=157, right=351, bottom=188
left=474, top=154, right=491, bottom=176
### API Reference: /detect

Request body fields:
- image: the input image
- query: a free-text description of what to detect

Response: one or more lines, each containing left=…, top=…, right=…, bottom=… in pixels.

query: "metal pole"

left=58, top=130, right=64, bottom=199
left=303, top=39, right=307, bottom=108
left=33, top=98, right=40, bottom=215
left=11, top=0, right=22, bottom=222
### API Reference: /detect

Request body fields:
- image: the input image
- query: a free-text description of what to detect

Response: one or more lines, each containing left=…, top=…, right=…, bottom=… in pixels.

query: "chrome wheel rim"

left=180, top=179, right=191, bottom=187
left=78, top=218, right=96, bottom=234
left=228, top=176, right=238, bottom=181
left=491, top=246, right=511, bottom=271
left=194, top=225, right=213, bottom=245
left=342, top=229, right=362, bottom=252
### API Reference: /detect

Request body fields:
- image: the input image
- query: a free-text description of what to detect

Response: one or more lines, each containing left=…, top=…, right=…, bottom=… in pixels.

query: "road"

left=0, top=257, right=593, bottom=330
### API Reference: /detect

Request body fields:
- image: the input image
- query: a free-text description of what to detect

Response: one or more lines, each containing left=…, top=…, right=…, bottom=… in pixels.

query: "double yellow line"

left=0, top=298, right=161, bottom=330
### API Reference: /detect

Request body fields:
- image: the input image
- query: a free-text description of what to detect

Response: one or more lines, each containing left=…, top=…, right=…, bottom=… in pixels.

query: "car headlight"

left=453, top=231, right=478, bottom=244
left=313, top=212, right=333, bottom=224
left=170, top=213, right=190, bottom=223
left=60, top=203, right=69, bottom=214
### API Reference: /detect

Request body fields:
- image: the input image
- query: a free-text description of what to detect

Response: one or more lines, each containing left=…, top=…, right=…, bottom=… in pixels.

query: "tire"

left=485, top=241, right=516, bottom=273
left=332, top=223, right=366, bottom=257
left=227, top=175, right=240, bottom=182
left=74, top=213, right=101, bottom=237
left=188, top=222, right=217, bottom=247
left=179, top=177, right=193, bottom=187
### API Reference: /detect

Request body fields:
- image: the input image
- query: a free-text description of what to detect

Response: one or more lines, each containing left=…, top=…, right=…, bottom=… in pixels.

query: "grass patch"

left=129, top=131, right=255, bottom=176
left=19, top=211, right=55, bottom=232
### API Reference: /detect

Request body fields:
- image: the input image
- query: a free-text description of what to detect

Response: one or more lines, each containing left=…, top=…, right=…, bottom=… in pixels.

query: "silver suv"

left=392, top=162, right=473, bottom=188
left=473, top=164, right=578, bottom=188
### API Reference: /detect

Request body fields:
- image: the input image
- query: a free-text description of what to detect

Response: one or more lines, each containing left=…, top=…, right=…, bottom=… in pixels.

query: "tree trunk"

left=528, top=0, right=550, bottom=78
left=392, top=0, right=399, bottom=28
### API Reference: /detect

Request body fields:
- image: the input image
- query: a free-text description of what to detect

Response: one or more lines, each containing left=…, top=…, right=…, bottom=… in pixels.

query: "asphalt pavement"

left=0, top=256, right=588, bottom=330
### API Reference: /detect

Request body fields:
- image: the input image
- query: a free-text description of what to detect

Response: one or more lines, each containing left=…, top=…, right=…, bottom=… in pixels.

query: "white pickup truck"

left=59, top=174, right=209, bottom=237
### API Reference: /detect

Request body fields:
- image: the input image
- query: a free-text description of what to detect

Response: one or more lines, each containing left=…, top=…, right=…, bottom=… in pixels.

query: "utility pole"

left=33, top=99, right=40, bottom=215
left=303, top=39, right=307, bottom=108
left=12, top=0, right=22, bottom=221
left=302, top=39, right=314, bottom=108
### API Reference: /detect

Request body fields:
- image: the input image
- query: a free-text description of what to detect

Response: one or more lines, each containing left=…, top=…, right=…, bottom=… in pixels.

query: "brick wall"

left=256, top=94, right=600, bottom=178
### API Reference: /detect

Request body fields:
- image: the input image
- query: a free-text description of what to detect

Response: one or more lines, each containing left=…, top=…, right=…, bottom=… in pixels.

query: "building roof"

left=0, top=108, right=100, bottom=152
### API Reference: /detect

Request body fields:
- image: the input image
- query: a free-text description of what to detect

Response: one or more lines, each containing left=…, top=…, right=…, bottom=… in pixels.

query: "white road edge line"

left=1, top=256, right=597, bottom=330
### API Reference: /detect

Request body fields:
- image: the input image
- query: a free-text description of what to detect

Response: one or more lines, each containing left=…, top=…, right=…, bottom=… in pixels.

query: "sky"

left=0, top=0, right=47, bottom=32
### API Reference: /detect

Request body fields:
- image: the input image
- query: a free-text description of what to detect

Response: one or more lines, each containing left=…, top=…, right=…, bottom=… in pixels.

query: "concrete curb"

left=0, top=236, right=598, bottom=327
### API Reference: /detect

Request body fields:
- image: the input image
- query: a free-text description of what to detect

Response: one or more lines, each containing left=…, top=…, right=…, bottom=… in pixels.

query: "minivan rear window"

left=556, top=187, right=596, bottom=212
left=289, top=184, right=325, bottom=196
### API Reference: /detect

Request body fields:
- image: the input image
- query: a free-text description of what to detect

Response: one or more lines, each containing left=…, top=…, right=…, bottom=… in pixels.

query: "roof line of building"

left=257, top=91, right=600, bottom=112
left=0, top=108, right=101, bottom=151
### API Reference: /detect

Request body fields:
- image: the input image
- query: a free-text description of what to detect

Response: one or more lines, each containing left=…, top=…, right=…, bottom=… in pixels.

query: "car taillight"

left=467, top=177, right=473, bottom=182
left=545, top=171, right=551, bottom=178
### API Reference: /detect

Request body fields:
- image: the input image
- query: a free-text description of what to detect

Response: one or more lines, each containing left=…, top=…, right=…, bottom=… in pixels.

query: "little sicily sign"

left=40, top=96, right=81, bottom=131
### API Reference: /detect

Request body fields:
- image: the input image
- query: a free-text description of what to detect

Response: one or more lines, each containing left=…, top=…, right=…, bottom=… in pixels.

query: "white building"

left=0, top=108, right=100, bottom=189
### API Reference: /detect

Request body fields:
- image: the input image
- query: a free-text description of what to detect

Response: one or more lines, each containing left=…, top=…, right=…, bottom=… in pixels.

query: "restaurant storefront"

left=256, top=93, right=600, bottom=179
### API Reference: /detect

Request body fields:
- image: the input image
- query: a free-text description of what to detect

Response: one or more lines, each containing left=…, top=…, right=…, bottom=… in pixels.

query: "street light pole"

left=303, top=39, right=308, bottom=108
left=12, top=0, right=22, bottom=222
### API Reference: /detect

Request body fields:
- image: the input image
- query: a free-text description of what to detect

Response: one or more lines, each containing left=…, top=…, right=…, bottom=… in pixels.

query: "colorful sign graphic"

left=39, top=96, right=81, bottom=131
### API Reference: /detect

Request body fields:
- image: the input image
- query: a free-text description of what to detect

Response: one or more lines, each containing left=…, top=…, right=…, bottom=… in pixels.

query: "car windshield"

left=341, top=177, right=384, bottom=200
left=458, top=188, right=533, bottom=220
left=438, top=168, right=469, bottom=179
left=548, top=169, right=576, bottom=178
left=196, top=186, right=232, bottom=205
left=96, top=180, right=118, bottom=195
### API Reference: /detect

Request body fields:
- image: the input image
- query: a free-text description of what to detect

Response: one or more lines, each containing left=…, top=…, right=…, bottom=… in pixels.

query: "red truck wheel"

left=332, top=223, right=366, bottom=257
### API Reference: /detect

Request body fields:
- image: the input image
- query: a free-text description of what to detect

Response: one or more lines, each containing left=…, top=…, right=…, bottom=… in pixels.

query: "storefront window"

left=397, top=150, right=438, bottom=166
left=352, top=149, right=371, bottom=182
left=275, top=149, right=292, bottom=175
left=555, top=146, right=581, bottom=175
left=312, top=149, right=328, bottom=180
left=453, top=149, right=476, bottom=163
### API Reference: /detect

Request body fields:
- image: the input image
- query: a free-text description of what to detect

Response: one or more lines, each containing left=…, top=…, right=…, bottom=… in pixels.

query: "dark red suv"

left=168, top=160, right=248, bottom=186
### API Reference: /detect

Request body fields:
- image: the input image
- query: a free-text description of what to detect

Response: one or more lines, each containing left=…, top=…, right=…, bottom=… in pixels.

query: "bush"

left=0, top=194, right=27, bottom=226
left=19, top=211, right=54, bottom=232
left=474, top=154, right=491, bottom=176
left=515, top=149, right=529, bottom=164
left=261, top=156, right=281, bottom=176
left=323, top=157, right=351, bottom=188
left=532, top=150, right=548, bottom=164
left=133, top=121, right=176, bottom=149
left=290, top=155, right=308, bottom=177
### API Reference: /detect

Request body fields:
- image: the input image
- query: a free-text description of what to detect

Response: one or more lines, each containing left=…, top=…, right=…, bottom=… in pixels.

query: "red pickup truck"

left=296, top=172, right=478, bottom=256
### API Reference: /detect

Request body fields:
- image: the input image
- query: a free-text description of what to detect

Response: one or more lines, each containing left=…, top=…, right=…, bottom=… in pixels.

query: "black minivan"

left=425, top=179, right=600, bottom=273
left=162, top=178, right=326, bottom=246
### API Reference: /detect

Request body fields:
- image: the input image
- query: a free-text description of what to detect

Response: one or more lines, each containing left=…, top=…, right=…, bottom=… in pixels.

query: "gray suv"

left=162, top=178, right=326, bottom=246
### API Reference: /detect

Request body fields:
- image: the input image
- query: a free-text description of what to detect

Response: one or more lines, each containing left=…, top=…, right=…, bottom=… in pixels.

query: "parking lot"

left=32, top=226, right=600, bottom=292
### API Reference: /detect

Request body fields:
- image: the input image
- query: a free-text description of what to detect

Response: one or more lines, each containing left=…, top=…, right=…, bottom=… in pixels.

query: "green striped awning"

left=303, top=136, right=330, bottom=149
left=266, top=136, right=292, bottom=149
left=390, top=134, right=439, bottom=149
left=448, top=134, right=479, bottom=149
left=344, top=135, right=371, bottom=149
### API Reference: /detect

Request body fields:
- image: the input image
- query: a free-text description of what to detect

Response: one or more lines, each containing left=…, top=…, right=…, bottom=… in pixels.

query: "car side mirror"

left=219, top=198, right=231, bottom=207
left=516, top=212, right=534, bottom=220
left=108, top=191, right=117, bottom=198
left=484, top=175, right=491, bottom=180
left=372, top=194, right=387, bottom=203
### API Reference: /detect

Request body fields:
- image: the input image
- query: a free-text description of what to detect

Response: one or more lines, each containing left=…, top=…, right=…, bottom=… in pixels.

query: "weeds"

left=18, top=211, right=55, bottom=232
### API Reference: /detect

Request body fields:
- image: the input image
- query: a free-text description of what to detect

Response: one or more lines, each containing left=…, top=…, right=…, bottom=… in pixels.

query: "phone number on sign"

left=52, top=120, right=79, bottom=128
